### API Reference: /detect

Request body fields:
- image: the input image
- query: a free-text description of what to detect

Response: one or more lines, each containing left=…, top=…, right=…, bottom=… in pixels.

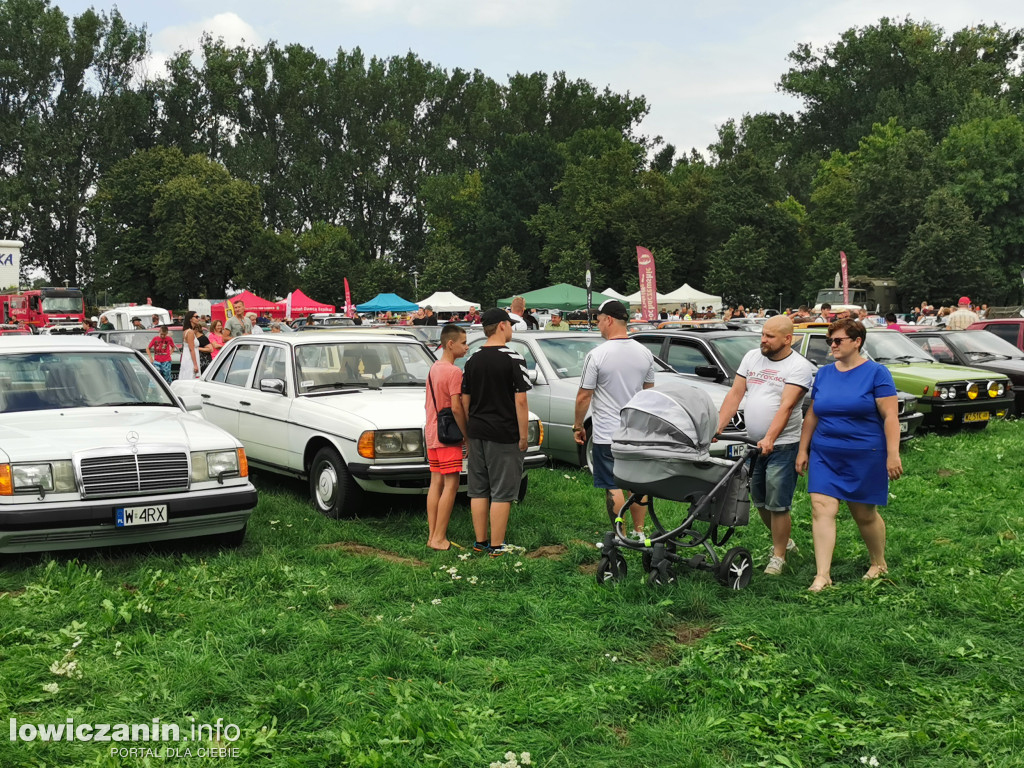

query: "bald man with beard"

left=717, top=315, right=816, bottom=575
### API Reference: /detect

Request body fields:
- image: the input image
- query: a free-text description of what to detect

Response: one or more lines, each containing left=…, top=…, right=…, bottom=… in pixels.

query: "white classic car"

left=172, top=332, right=546, bottom=517
left=0, top=337, right=256, bottom=553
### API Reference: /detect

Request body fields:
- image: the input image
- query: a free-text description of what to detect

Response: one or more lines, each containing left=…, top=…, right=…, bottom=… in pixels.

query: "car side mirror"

left=527, top=368, right=539, bottom=384
left=260, top=378, right=286, bottom=395
left=694, top=365, right=725, bottom=382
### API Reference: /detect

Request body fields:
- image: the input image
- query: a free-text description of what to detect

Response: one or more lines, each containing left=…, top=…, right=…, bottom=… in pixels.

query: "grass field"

left=1, top=422, right=1023, bottom=768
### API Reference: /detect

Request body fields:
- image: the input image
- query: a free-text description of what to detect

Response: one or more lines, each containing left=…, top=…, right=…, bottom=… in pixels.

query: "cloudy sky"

left=56, top=0, right=1024, bottom=154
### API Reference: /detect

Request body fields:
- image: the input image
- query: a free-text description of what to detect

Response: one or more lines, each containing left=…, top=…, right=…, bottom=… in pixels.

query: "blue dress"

left=808, top=360, right=897, bottom=505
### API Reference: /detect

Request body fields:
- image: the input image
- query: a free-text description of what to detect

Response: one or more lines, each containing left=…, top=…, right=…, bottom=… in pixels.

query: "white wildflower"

left=563, top=474, right=571, bottom=480
left=431, top=598, right=442, bottom=605
left=514, top=561, right=523, bottom=567
left=447, top=566, right=458, bottom=575
left=468, top=576, right=479, bottom=585
left=869, top=759, right=879, bottom=767
left=42, top=682, right=59, bottom=694
left=458, top=553, right=470, bottom=561
left=71, top=636, right=83, bottom=649
left=520, top=753, right=532, bottom=765
left=269, top=520, right=279, bottom=525
left=505, top=752, right=516, bottom=761
left=860, top=759, right=868, bottom=765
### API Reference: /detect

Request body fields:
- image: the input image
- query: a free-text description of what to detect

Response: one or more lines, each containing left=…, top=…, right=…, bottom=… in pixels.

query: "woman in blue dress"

left=796, top=319, right=903, bottom=591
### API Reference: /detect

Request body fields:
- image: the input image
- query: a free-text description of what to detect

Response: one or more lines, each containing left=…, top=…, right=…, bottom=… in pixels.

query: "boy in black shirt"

left=461, top=308, right=531, bottom=556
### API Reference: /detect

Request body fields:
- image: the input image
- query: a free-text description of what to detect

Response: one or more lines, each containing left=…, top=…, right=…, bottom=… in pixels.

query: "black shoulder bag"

left=427, top=372, right=464, bottom=445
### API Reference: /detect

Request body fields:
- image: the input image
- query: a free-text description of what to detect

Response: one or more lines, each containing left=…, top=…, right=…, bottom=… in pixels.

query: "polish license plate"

left=899, top=421, right=908, bottom=433
left=116, top=504, right=168, bottom=527
left=963, top=411, right=990, bottom=423
left=727, top=444, right=746, bottom=458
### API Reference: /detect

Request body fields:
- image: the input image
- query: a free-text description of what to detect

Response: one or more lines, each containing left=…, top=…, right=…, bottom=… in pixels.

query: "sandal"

left=808, top=575, right=832, bottom=592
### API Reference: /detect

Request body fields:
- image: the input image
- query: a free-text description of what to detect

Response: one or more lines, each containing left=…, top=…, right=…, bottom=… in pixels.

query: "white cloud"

left=141, top=12, right=264, bottom=80
left=337, top=0, right=573, bottom=27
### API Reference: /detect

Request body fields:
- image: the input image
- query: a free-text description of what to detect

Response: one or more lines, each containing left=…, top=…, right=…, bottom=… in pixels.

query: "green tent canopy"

left=497, top=283, right=624, bottom=312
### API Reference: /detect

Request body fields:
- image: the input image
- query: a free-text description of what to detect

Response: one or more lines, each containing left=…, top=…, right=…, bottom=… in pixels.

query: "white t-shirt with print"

left=737, top=348, right=815, bottom=444
left=580, top=338, right=657, bottom=443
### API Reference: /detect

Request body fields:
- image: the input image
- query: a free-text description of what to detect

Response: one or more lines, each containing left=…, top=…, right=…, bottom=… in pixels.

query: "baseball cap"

left=480, top=308, right=511, bottom=326
left=597, top=299, right=628, bottom=320
left=424, top=305, right=433, bottom=311
left=958, top=296, right=971, bottom=306
left=551, top=310, right=562, bottom=316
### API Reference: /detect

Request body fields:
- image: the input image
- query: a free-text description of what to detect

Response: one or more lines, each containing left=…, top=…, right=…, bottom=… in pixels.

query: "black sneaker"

left=472, top=541, right=490, bottom=554
left=489, top=543, right=508, bottom=558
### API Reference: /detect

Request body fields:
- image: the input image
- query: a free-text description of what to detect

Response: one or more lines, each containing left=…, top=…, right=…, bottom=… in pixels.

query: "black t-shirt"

left=424, top=315, right=438, bottom=326
left=523, top=312, right=539, bottom=330
left=461, top=345, right=532, bottom=443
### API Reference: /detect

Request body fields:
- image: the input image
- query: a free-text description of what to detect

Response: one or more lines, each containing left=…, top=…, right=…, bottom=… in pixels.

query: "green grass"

left=1, top=423, right=1023, bottom=768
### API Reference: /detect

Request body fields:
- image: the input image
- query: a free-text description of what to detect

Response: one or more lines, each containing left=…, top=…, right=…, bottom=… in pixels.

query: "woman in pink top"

left=208, top=319, right=226, bottom=358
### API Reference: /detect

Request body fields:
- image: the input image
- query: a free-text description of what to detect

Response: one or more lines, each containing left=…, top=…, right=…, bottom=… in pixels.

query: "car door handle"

left=201, top=393, right=211, bottom=399
left=239, top=400, right=251, bottom=407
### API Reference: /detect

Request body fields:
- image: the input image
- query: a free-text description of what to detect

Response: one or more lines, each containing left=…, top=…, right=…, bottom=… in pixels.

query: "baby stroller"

left=595, top=379, right=758, bottom=589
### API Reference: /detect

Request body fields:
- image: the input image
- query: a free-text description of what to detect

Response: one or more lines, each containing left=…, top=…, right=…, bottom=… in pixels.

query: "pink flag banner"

left=636, top=246, right=658, bottom=322
left=344, top=278, right=354, bottom=318
left=840, top=251, right=849, bottom=305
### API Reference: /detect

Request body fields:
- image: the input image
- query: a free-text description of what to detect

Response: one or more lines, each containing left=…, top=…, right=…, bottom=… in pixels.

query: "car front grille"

left=78, top=451, right=190, bottom=499
left=724, top=410, right=745, bottom=433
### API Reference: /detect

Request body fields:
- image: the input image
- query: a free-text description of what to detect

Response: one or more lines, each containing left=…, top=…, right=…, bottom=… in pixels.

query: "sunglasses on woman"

left=827, top=336, right=852, bottom=346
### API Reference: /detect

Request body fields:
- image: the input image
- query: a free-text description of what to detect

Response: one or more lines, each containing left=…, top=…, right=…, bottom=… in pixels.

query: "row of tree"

left=3, top=1, right=1024, bottom=309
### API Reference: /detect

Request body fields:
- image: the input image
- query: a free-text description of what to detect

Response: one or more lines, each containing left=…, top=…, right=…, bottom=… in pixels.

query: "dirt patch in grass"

left=316, top=542, right=426, bottom=567
left=571, top=539, right=598, bottom=549
left=578, top=562, right=599, bottom=576
left=526, top=544, right=568, bottom=559
left=330, top=602, right=350, bottom=611
left=609, top=725, right=630, bottom=746
left=937, top=468, right=962, bottom=477
left=648, top=624, right=713, bottom=663
left=0, top=589, right=25, bottom=600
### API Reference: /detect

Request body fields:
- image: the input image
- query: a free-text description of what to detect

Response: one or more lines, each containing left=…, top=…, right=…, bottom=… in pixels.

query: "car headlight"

left=527, top=419, right=543, bottom=447
left=988, top=381, right=1005, bottom=398
left=357, top=430, right=424, bottom=458
left=0, top=462, right=76, bottom=496
left=191, top=449, right=247, bottom=482
left=966, top=382, right=979, bottom=401
left=903, top=397, right=917, bottom=413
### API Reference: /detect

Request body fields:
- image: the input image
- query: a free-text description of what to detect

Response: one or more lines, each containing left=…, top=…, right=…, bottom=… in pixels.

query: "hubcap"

left=316, top=462, right=338, bottom=509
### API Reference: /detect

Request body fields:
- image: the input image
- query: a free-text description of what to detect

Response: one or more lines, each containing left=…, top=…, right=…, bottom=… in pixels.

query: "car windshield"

left=864, top=331, right=936, bottom=363
left=536, top=337, right=604, bottom=378
left=294, top=341, right=434, bottom=393
left=0, top=351, right=176, bottom=413
left=710, top=335, right=763, bottom=372
left=945, top=330, right=1024, bottom=360
left=41, top=296, right=83, bottom=313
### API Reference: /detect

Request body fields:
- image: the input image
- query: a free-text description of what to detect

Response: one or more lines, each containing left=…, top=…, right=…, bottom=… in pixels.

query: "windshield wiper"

left=968, top=352, right=1009, bottom=361
left=303, top=381, right=369, bottom=392
left=894, top=355, right=932, bottom=363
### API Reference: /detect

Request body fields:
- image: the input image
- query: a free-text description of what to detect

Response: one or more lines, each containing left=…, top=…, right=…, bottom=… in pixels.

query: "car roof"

left=970, top=318, right=1023, bottom=324
left=632, top=329, right=759, bottom=340
left=238, top=330, right=423, bottom=345
left=0, top=335, right=111, bottom=353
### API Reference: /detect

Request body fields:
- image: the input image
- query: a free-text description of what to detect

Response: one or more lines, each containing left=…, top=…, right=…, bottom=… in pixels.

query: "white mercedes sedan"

left=0, top=336, right=255, bottom=553
left=172, top=332, right=546, bottom=517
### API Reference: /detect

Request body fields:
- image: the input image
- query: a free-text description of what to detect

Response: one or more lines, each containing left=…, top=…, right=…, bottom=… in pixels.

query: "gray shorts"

left=467, top=438, right=525, bottom=502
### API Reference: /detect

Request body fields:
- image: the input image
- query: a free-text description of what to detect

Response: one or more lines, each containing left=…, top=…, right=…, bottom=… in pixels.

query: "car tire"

left=516, top=475, right=528, bottom=503
left=309, top=446, right=362, bottom=519
left=579, top=426, right=594, bottom=474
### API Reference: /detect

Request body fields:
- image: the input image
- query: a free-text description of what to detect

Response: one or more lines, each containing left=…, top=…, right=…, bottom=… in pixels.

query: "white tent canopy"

left=662, top=283, right=722, bottom=310
left=101, top=306, right=173, bottom=330
left=601, top=287, right=630, bottom=301
left=417, top=291, right=479, bottom=313
left=625, top=289, right=671, bottom=307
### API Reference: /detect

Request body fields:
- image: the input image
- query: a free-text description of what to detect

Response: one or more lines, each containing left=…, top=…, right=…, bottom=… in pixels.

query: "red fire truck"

left=0, top=287, right=86, bottom=331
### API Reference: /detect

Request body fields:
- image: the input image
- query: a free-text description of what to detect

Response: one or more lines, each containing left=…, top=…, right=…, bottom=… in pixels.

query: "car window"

left=455, top=338, right=486, bottom=371
left=984, top=324, right=1020, bottom=346
left=221, top=344, right=259, bottom=387
left=914, top=337, right=956, bottom=364
left=666, top=341, right=711, bottom=374
left=210, top=346, right=237, bottom=383
left=803, top=336, right=832, bottom=366
left=535, top=337, right=603, bottom=378
left=253, top=345, right=289, bottom=391
left=505, top=340, right=537, bottom=370
left=636, top=339, right=663, bottom=359
left=294, top=341, right=434, bottom=392
left=0, top=351, right=174, bottom=412
left=709, top=335, right=762, bottom=372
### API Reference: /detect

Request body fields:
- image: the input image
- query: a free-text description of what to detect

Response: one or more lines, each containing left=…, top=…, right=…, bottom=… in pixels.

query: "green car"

left=792, top=327, right=1013, bottom=430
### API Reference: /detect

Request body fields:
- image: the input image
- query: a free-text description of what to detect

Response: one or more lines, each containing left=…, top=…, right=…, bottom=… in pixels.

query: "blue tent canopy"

left=355, top=293, right=420, bottom=312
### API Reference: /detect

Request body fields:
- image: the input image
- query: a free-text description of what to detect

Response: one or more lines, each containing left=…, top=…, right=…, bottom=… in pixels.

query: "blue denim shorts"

left=748, top=441, right=799, bottom=512
left=591, top=443, right=617, bottom=490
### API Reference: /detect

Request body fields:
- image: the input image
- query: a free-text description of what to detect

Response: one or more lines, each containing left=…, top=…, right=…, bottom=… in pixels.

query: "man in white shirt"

left=945, top=296, right=980, bottom=330
left=717, top=315, right=815, bottom=575
left=507, top=296, right=529, bottom=331
left=573, top=299, right=656, bottom=539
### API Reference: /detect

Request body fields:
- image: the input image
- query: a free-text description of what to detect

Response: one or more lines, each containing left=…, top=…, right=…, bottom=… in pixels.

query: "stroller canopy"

left=612, top=379, right=718, bottom=461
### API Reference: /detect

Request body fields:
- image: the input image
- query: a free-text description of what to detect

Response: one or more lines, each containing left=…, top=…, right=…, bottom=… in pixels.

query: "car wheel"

left=578, top=426, right=594, bottom=473
left=309, top=446, right=362, bottom=519
left=516, top=475, right=528, bottom=503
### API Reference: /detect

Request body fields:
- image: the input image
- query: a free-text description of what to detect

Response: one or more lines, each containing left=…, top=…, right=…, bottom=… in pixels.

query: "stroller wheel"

left=717, top=547, right=753, bottom=590
left=596, top=551, right=628, bottom=584
left=647, top=561, right=676, bottom=587
left=641, top=551, right=652, bottom=572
